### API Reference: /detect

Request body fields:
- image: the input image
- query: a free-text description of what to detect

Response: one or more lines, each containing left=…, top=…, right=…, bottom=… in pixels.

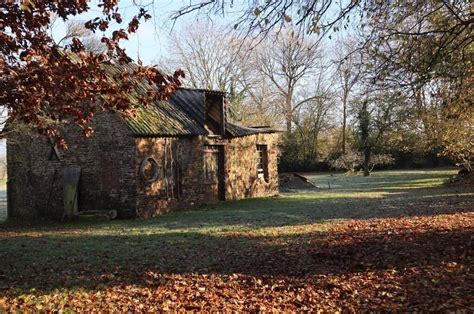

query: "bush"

left=328, top=150, right=395, bottom=173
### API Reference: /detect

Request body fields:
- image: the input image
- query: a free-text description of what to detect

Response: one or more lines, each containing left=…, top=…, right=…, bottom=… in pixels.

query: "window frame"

left=256, top=144, right=269, bottom=182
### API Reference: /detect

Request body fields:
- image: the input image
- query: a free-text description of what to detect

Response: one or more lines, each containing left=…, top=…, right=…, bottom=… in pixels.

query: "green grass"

left=0, top=169, right=472, bottom=297
left=305, top=169, right=456, bottom=191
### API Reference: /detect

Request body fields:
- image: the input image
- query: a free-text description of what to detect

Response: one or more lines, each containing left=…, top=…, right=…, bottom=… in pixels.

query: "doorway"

left=203, top=145, right=225, bottom=201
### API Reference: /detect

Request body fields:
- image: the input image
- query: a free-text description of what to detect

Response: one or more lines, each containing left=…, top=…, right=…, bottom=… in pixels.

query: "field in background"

left=0, top=169, right=472, bottom=311
left=305, top=169, right=457, bottom=191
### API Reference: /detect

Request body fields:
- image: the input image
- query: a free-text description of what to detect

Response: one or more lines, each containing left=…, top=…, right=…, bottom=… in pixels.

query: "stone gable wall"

left=223, top=133, right=280, bottom=200
left=7, top=113, right=137, bottom=219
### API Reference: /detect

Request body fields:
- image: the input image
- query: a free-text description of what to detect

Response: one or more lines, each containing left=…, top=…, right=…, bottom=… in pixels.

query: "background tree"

left=360, top=0, right=473, bottom=170
left=54, top=19, right=106, bottom=53
left=334, top=37, right=362, bottom=154
left=162, top=21, right=276, bottom=124
left=352, top=89, right=407, bottom=176
left=255, top=30, right=322, bottom=133
left=357, top=100, right=371, bottom=176
left=173, top=0, right=473, bottom=172
left=291, top=62, right=336, bottom=162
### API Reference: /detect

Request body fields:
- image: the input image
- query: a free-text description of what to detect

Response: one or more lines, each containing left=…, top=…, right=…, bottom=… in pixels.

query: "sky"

left=49, top=0, right=353, bottom=66
left=51, top=0, right=247, bottom=65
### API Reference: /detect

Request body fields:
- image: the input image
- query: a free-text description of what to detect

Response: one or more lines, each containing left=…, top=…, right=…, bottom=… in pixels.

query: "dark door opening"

left=204, top=145, right=225, bottom=201
left=217, top=146, right=225, bottom=201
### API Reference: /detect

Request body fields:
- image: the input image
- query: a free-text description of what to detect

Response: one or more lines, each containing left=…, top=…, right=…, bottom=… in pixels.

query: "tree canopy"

left=0, top=0, right=471, bottom=168
left=171, top=0, right=472, bottom=171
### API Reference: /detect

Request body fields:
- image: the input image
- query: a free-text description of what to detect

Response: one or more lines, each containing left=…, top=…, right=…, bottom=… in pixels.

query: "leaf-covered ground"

left=0, top=170, right=473, bottom=311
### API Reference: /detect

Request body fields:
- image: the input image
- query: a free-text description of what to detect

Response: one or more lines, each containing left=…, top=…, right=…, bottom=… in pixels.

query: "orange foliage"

left=0, top=1, right=184, bottom=146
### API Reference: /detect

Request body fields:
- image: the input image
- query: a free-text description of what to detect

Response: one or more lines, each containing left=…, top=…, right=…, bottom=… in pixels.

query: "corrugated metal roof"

left=102, top=63, right=276, bottom=137
left=169, top=88, right=205, bottom=126
left=226, top=123, right=278, bottom=137
left=122, top=98, right=207, bottom=136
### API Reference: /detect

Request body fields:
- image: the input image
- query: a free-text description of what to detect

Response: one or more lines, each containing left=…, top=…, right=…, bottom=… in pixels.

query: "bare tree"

left=293, top=63, right=336, bottom=161
left=53, top=19, right=106, bottom=53
left=170, top=0, right=359, bottom=39
left=239, top=71, right=281, bottom=126
left=161, top=22, right=258, bottom=122
left=334, top=37, right=362, bottom=154
left=255, top=30, right=322, bottom=133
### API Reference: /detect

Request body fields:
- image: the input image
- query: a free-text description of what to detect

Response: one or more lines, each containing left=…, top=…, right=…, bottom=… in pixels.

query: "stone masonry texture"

left=7, top=114, right=279, bottom=219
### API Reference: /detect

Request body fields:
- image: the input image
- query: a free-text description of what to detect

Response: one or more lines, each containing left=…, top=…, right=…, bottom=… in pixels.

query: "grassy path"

left=0, top=170, right=472, bottom=311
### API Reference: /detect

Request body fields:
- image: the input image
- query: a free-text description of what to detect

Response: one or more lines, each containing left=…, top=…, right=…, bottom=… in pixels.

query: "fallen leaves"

left=0, top=212, right=472, bottom=311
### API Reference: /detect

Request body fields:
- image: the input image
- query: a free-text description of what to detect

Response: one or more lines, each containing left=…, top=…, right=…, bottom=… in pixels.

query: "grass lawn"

left=0, top=169, right=472, bottom=311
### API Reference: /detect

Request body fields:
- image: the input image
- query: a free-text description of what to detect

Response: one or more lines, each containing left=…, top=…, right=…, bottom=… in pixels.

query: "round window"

left=140, top=157, right=160, bottom=183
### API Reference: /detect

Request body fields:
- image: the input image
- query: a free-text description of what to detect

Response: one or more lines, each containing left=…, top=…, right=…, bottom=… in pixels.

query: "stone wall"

left=135, top=136, right=207, bottom=218
left=8, top=114, right=280, bottom=220
left=7, top=113, right=137, bottom=219
left=223, top=133, right=280, bottom=200
left=135, top=132, right=280, bottom=217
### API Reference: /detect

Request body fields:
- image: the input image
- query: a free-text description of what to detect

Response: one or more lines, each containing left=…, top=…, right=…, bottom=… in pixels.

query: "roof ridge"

left=177, top=87, right=227, bottom=95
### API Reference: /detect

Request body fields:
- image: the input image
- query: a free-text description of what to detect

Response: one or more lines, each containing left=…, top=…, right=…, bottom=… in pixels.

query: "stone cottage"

left=7, top=87, right=280, bottom=219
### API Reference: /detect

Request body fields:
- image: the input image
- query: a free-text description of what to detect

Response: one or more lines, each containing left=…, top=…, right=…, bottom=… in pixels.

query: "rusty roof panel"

left=226, top=123, right=278, bottom=137
left=103, top=63, right=277, bottom=137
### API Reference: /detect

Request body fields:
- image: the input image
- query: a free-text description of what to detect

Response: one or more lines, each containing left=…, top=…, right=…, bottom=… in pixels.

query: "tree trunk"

left=363, top=146, right=371, bottom=176
left=358, top=100, right=371, bottom=176
left=286, top=114, right=292, bottom=134
left=285, top=95, right=293, bottom=134
left=342, top=94, right=347, bottom=154
left=313, top=131, right=319, bottom=161
left=285, top=90, right=293, bottom=134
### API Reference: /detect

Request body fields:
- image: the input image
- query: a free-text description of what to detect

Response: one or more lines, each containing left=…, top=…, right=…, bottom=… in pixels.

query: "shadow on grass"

left=0, top=170, right=472, bottom=300
left=0, top=218, right=471, bottom=297
left=114, top=184, right=472, bottom=231
left=1, top=181, right=472, bottom=233
left=1, top=170, right=469, bottom=233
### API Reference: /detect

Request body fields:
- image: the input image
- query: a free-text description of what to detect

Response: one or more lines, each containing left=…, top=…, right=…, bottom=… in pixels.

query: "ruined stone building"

left=7, top=87, right=280, bottom=219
